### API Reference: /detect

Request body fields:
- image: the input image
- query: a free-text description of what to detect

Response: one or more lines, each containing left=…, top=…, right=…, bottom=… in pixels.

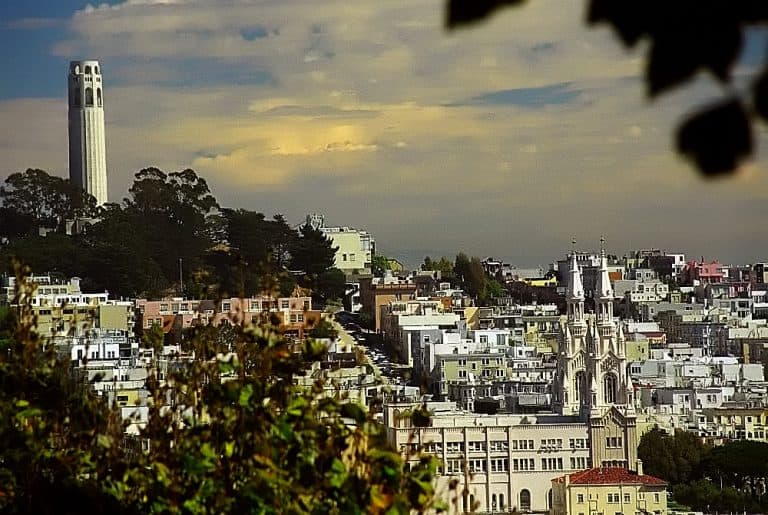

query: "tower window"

left=97, top=88, right=102, bottom=107
left=85, top=87, right=94, bottom=106
left=85, top=65, right=91, bottom=74
left=95, top=66, right=99, bottom=74
left=74, top=64, right=80, bottom=74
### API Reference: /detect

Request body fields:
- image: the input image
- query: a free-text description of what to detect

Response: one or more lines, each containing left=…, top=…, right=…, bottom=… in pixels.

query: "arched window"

left=603, top=373, right=617, bottom=404
left=520, top=489, right=531, bottom=512
left=95, top=66, right=99, bottom=74
left=469, top=494, right=475, bottom=512
left=97, top=88, right=102, bottom=107
left=574, top=371, right=586, bottom=403
left=499, top=494, right=505, bottom=510
left=85, top=65, right=91, bottom=74
left=548, top=489, right=553, bottom=509
left=492, top=494, right=497, bottom=510
left=85, top=87, right=93, bottom=106
left=74, top=64, right=80, bottom=74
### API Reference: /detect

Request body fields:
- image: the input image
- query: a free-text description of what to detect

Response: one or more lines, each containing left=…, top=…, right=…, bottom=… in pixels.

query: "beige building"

left=551, top=464, right=667, bottom=515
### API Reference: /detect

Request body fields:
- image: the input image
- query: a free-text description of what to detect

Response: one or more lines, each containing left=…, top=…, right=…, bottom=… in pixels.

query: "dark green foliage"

left=290, top=224, right=339, bottom=302
left=0, top=269, right=441, bottom=514
left=0, top=168, right=347, bottom=301
left=0, top=168, right=98, bottom=237
left=446, top=1, right=768, bottom=177
left=638, top=428, right=768, bottom=512
left=309, top=318, right=339, bottom=340
left=638, top=427, right=706, bottom=485
left=372, top=254, right=390, bottom=277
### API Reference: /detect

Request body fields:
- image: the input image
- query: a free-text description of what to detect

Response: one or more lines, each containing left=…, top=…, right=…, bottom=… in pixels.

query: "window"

left=446, top=442, right=464, bottom=453
left=97, top=88, right=102, bottom=107
left=85, top=87, right=94, bottom=106
left=468, top=459, right=485, bottom=473
left=624, top=493, right=630, bottom=503
left=654, top=493, right=660, bottom=503
left=520, top=490, right=531, bottom=512
left=222, top=302, right=231, bottom=312
left=350, top=253, right=356, bottom=261
left=467, top=441, right=485, bottom=452
left=489, top=440, right=508, bottom=452
left=480, top=335, right=488, bottom=344
left=604, top=373, right=617, bottom=404
left=577, top=494, right=584, bottom=503
left=342, top=254, right=347, bottom=261
left=85, top=65, right=91, bottom=74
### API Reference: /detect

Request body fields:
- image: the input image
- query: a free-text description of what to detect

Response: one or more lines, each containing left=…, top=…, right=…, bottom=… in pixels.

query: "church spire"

left=566, top=249, right=586, bottom=325
left=595, top=236, right=614, bottom=323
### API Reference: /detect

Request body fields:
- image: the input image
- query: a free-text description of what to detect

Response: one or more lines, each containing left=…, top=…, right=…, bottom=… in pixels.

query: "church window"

left=603, top=373, right=617, bottom=404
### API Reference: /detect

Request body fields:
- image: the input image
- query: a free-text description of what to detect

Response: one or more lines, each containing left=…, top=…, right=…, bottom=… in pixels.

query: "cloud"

left=1, top=0, right=767, bottom=265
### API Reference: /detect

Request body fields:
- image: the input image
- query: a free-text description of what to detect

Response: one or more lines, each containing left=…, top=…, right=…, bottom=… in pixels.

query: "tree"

left=289, top=224, right=338, bottom=298
left=124, top=168, right=220, bottom=289
left=316, top=268, right=347, bottom=305
left=372, top=254, right=391, bottom=277
left=446, top=1, right=768, bottom=177
left=0, top=267, right=442, bottom=514
left=0, top=169, right=98, bottom=237
left=637, top=428, right=707, bottom=485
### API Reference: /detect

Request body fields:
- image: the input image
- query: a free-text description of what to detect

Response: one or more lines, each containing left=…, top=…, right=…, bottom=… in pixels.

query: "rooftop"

left=555, top=467, right=666, bottom=486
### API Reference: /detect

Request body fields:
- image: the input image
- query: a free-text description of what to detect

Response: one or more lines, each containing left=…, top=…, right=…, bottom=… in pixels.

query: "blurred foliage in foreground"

left=0, top=266, right=441, bottom=514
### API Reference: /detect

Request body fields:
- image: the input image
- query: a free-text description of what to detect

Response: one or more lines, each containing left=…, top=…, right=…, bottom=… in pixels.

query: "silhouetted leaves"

left=754, top=67, right=768, bottom=122
left=677, top=98, right=753, bottom=177
left=445, top=1, right=768, bottom=176
left=446, top=0, right=526, bottom=29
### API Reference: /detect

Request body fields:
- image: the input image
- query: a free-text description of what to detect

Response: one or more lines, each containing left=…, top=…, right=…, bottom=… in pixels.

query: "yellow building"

left=551, top=464, right=668, bottom=515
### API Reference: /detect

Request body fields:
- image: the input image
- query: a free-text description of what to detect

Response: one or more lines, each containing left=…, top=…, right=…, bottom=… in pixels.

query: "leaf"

left=754, top=67, right=768, bottom=122
left=445, top=0, right=527, bottom=30
left=340, top=403, right=367, bottom=425
left=587, top=0, right=649, bottom=47
left=328, top=458, right=347, bottom=488
left=238, top=384, right=253, bottom=408
left=646, top=13, right=741, bottom=97
left=676, top=98, right=753, bottom=177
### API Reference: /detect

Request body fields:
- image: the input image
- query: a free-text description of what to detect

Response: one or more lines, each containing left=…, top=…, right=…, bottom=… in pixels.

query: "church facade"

left=385, top=245, right=641, bottom=513
left=553, top=248, right=639, bottom=469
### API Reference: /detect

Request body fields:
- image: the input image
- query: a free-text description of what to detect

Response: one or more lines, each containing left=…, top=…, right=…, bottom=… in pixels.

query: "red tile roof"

left=553, top=467, right=666, bottom=486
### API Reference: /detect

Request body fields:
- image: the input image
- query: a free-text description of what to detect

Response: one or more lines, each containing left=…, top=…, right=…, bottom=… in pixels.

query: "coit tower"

left=68, top=60, right=108, bottom=205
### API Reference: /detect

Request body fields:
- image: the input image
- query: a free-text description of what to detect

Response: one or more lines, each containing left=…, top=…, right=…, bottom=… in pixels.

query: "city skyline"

left=1, top=0, right=768, bottom=266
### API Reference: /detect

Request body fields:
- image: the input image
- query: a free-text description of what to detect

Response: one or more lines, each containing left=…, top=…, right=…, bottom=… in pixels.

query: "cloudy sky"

left=1, top=0, right=767, bottom=267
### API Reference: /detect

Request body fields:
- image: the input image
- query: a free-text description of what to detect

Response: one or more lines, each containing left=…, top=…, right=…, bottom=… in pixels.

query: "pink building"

left=683, top=260, right=725, bottom=285
left=135, top=295, right=318, bottom=341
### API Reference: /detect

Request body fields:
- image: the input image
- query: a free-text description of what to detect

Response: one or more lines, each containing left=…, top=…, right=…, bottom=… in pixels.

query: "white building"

left=68, top=60, right=108, bottom=205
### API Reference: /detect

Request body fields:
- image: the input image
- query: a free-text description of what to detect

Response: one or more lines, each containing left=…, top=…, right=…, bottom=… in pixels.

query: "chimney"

left=636, top=459, right=644, bottom=476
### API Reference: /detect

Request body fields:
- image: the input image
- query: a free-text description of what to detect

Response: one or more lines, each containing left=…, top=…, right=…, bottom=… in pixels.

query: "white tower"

left=68, top=60, right=108, bottom=206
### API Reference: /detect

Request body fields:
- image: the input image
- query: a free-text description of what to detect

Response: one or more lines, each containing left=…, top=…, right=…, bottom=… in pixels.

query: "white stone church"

left=385, top=246, right=640, bottom=514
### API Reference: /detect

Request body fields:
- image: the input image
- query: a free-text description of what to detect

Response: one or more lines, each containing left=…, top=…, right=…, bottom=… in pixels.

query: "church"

left=385, top=244, right=641, bottom=513
left=553, top=245, right=639, bottom=469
